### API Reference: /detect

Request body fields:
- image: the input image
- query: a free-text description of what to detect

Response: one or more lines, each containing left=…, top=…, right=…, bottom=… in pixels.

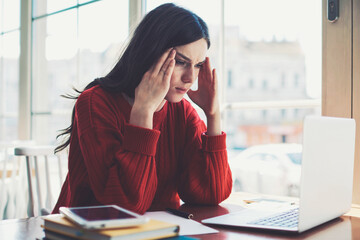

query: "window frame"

left=353, top=0, right=360, bottom=206
left=322, top=0, right=360, bottom=204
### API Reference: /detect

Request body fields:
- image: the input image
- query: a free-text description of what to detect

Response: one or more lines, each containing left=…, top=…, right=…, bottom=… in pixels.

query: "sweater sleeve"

left=177, top=105, right=232, bottom=205
left=75, top=89, right=159, bottom=214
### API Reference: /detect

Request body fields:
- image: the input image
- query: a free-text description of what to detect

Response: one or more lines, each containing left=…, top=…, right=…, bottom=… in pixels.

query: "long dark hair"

left=55, top=3, right=210, bottom=153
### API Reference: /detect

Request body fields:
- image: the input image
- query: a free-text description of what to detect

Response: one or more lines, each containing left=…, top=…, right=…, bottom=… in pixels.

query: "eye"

left=195, top=63, right=203, bottom=69
left=175, top=60, right=186, bottom=66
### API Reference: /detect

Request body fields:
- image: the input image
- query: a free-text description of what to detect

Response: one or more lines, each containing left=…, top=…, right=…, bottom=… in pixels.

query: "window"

left=248, top=78, right=254, bottom=88
left=262, top=79, right=268, bottom=90
left=31, top=0, right=129, bottom=144
left=323, top=0, right=360, bottom=203
left=294, top=73, right=299, bottom=87
left=281, top=73, right=286, bottom=87
left=0, top=0, right=20, bottom=141
left=223, top=0, right=321, bottom=196
left=227, top=70, right=233, bottom=87
left=146, top=0, right=321, bottom=197
left=6, top=0, right=351, bottom=200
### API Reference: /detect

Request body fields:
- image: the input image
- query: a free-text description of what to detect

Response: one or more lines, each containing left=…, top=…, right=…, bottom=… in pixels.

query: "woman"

left=53, top=3, right=232, bottom=214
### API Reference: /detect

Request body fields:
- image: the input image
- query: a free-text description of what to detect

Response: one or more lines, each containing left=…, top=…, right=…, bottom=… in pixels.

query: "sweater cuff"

left=123, top=124, right=160, bottom=156
left=201, top=131, right=227, bottom=152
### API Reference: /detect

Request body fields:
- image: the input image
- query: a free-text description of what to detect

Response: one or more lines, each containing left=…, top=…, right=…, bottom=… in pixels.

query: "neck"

left=156, top=100, right=167, bottom=112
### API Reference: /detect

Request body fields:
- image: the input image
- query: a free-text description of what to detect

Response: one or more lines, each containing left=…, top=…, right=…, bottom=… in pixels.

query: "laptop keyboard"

left=248, top=208, right=299, bottom=228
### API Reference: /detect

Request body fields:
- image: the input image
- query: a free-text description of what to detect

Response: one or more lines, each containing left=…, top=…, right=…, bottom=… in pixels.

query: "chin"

left=165, top=95, right=184, bottom=103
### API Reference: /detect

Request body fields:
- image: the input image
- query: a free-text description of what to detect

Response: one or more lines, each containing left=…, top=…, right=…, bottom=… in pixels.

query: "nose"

left=181, top=66, right=196, bottom=84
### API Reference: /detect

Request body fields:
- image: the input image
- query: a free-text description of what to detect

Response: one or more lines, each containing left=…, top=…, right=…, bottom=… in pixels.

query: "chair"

left=0, top=140, right=35, bottom=219
left=14, top=145, right=68, bottom=217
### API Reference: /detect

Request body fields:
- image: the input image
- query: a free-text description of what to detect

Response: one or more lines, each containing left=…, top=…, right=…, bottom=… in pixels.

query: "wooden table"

left=1, top=202, right=360, bottom=239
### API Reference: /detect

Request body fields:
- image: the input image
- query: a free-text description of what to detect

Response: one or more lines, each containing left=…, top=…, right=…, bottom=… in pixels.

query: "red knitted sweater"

left=52, top=85, right=232, bottom=214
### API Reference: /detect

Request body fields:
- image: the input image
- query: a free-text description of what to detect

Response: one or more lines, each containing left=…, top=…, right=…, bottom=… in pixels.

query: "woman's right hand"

left=129, top=48, right=176, bottom=129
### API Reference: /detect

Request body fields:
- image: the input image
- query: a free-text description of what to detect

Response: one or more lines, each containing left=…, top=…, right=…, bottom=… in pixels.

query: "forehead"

left=174, top=38, right=208, bottom=63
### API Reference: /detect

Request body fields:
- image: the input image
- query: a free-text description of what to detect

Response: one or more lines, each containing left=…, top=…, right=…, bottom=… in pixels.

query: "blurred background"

left=0, top=0, right=322, bottom=208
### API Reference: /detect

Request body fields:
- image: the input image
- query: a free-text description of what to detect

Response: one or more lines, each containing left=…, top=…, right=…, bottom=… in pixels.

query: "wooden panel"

left=322, top=0, right=360, bottom=204
left=322, top=0, right=352, bottom=117
left=352, top=0, right=360, bottom=204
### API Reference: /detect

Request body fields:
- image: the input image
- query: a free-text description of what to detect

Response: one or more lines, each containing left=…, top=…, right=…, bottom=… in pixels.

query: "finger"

left=205, top=57, right=212, bottom=80
left=212, top=68, right=218, bottom=89
left=200, top=58, right=211, bottom=76
left=153, top=48, right=174, bottom=74
left=163, top=59, right=175, bottom=81
left=213, top=68, right=217, bottom=82
left=199, top=57, right=212, bottom=84
left=160, top=50, right=176, bottom=74
left=187, top=89, right=198, bottom=102
left=206, top=57, right=211, bottom=68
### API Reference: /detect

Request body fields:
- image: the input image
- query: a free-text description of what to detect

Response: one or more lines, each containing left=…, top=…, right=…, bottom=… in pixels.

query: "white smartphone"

left=59, top=205, right=149, bottom=229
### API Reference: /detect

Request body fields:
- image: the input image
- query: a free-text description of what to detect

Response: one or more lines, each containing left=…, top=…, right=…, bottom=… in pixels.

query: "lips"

left=175, top=87, right=187, bottom=94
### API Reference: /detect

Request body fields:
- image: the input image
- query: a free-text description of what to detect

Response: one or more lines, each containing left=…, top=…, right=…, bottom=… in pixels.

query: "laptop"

left=202, top=116, right=356, bottom=233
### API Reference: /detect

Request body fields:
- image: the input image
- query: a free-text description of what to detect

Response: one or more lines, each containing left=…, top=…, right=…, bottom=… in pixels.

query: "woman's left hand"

left=187, top=57, right=220, bottom=118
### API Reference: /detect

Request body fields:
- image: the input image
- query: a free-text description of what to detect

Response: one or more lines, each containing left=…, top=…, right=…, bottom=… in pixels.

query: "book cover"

left=42, top=214, right=179, bottom=240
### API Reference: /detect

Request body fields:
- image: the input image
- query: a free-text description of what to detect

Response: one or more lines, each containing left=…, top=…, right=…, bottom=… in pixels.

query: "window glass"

left=287, top=153, right=302, bottom=165
left=0, top=31, right=19, bottom=141
left=225, top=108, right=320, bottom=149
left=3, top=117, right=18, bottom=140
left=2, top=0, right=20, bottom=31
left=33, top=0, right=77, bottom=17
left=224, top=0, right=322, bottom=102
left=227, top=106, right=317, bottom=197
left=3, top=31, right=20, bottom=113
left=32, top=9, right=78, bottom=112
left=32, top=9, right=78, bottom=143
left=31, top=0, right=129, bottom=144
left=78, top=0, right=129, bottom=87
left=224, top=0, right=321, bottom=197
left=0, top=0, right=20, bottom=142
left=31, top=114, right=71, bottom=145
left=78, top=0, right=97, bottom=4
left=229, top=139, right=304, bottom=196
left=0, top=1, right=2, bottom=33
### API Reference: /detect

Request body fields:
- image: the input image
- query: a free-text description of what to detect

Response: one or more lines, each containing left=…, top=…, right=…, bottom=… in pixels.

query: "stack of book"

left=42, top=214, right=180, bottom=240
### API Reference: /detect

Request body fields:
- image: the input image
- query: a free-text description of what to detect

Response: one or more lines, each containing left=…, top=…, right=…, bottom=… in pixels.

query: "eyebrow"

left=176, top=52, right=206, bottom=65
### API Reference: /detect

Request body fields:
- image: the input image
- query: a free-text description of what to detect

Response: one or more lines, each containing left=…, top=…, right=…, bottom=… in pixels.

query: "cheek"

left=169, top=69, right=181, bottom=86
